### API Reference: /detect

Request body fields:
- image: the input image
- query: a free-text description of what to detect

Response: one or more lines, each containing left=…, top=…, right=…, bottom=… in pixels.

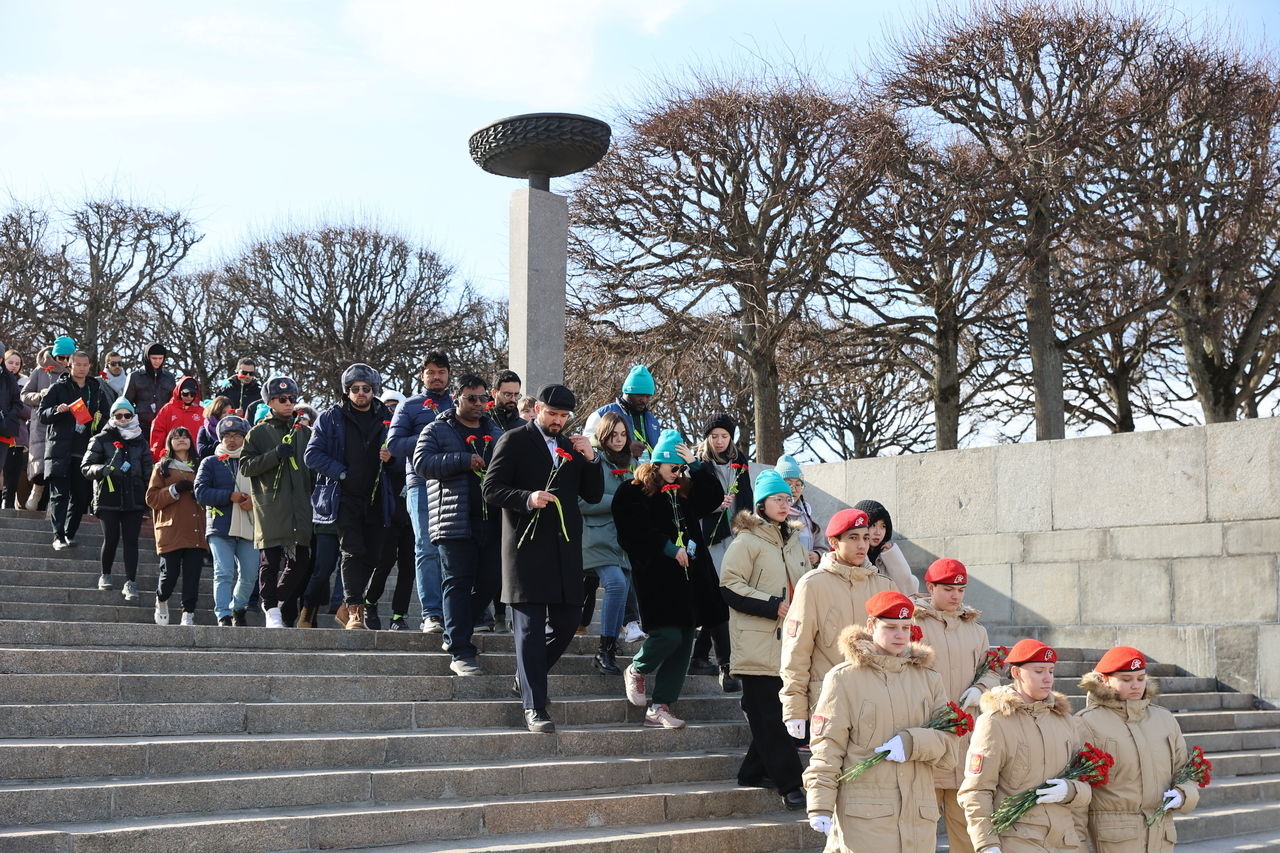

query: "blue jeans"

left=594, top=564, right=628, bottom=640
left=406, top=485, right=443, bottom=619
left=437, top=522, right=501, bottom=661
left=210, top=535, right=259, bottom=619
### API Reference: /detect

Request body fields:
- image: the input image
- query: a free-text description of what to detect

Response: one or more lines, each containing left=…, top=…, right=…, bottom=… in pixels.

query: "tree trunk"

left=1172, top=290, right=1237, bottom=423
left=749, top=351, right=783, bottom=464
left=1025, top=194, right=1066, bottom=440
left=932, top=316, right=960, bottom=451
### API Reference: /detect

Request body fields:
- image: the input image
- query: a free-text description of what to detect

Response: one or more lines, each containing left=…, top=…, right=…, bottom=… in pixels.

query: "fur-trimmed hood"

left=913, top=597, right=983, bottom=624
left=816, top=550, right=883, bottom=584
left=980, top=684, right=1072, bottom=717
left=1079, top=670, right=1159, bottom=720
left=839, top=625, right=935, bottom=671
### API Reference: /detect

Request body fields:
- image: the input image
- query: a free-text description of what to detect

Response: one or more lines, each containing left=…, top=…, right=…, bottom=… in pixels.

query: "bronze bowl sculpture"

left=469, top=113, right=611, bottom=190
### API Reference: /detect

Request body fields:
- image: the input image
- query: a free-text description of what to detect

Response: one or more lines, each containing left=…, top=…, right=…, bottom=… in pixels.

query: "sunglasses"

left=54, top=355, right=70, bottom=362
left=238, top=371, right=257, bottom=377
left=274, top=395, right=296, bottom=404
left=462, top=394, right=492, bottom=404
left=670, top=465, right=688, bottom=475
left=108, top=361, right=123, bottom=368
left=112, top=413, right=132, bottom=420
left=349, top=385, right=374, bottom=393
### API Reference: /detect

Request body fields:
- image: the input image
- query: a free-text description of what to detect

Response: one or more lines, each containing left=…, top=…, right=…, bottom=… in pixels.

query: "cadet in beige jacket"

left=780, top=507, right=895, bottom=732
left=1076, top=646, right=1200, bottom=852
left=914, top=558, right=1003, bottom=853
left=804, top=590, right=959, bottom=852
left=959, top=640, right=1092, bottom=853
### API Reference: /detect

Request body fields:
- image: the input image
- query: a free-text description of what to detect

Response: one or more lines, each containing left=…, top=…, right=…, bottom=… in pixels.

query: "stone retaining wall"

left=800, top=418, right=1280, bottom=705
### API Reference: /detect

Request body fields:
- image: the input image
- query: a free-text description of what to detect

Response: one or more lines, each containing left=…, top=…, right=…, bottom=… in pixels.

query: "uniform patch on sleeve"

left=811, top=714, right=828, bottom=737
left=967, top=753, right=984, bottom=774
left=786, top=618, right=799, bottom=637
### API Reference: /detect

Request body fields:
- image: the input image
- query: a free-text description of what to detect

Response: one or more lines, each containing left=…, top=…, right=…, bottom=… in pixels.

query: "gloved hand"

left=119, top=461, right=131, bottom=472
left=1162, top=787, right=1185, bottom=810
left=104, top=465, right=117, bottom=475
left=875, top=735, right=906, bottom=763
left=174, top=479, right=194, bottom=494
left=1035, top=778, right=1070, bottom=804
left=275, top=443, right=292, bottom=459
left=960, top=686, right=984, bottom=708
left=808, top=814, right=832, bottom=835
left=982, top=847, right=1002, bottom=853
left=785, top=719, right=806, bottom=739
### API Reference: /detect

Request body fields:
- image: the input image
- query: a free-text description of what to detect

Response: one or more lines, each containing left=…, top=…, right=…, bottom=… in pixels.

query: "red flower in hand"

left=910, top=625, right=923, bottom=643
left=660, top=483, right=680, bottom=493
left=423, top=398, right=437, bottom=409
left=112, top=441, right=124, bottom=449
left=729, top=462, right=748, bottom=470
left=554, top=448, right=574, bottom=460
left=485, top=400, right=496, bottom=410
left=382, top=420, right=391, bottom=427
left=483, top=435, right=493, bottom=443
left=611, top=468, right=629, bottom=475
left=217, top=454, right=230, bottom=461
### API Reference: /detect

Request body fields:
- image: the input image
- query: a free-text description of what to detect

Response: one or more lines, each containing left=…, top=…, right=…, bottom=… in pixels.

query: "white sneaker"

left=122, top=581, right=138, bottom=601
left=97, top=574, right=112, bottom=590
left=622, top=621, right=647, bottom=643
left=153, top=598, right=170, bottom=625
left=23, top=487, right=43, bottom=511
left=51, top=538, right=67, bottom=551
left=264, top=607, right=285, bottom=629
left=421, top=615, right=444, bottom=634
left=180, top=612, right=195, bottom=627
left=545, top=621, right=554, bottom=635
left=624, top=664, right=647, bottom=707
left=644, top=703, right=686, bottom=729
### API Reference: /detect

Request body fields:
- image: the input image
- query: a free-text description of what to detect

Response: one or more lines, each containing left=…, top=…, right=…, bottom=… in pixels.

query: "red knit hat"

left=866, top=590, right=914, bottom=620
left=925, top=558, right=968, bottom=585
left=1095, top=646, right=1146, bottom=674
left=825, top=508, right=870, bottom=538
left=1007, top=639, right=1057, bottom=665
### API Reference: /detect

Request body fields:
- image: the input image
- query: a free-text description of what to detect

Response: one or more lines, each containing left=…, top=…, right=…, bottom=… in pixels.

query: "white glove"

left=960, top=686, right=984, bottom=708
left=808, top=814, right=832, bottom=835
left=1035, top=778, right=1070, bottom=804
left=875, top=735, right=906, bottom=763
left=982, top=848, right=1002, bottom=853
left=785, top=719, right=806, bottom=739
left=1162, top=787, right=1185, bottom=810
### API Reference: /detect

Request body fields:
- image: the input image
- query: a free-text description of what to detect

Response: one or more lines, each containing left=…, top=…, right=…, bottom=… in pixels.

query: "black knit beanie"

left=702, top=412, right=737, bottom=439
left=854, top=498, right=893, bottom=564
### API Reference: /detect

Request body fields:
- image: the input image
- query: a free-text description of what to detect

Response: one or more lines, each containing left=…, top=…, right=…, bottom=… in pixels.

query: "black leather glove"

left=174, top=479, right=194, bottom=494
left=275, top=443, right=292, bottom=459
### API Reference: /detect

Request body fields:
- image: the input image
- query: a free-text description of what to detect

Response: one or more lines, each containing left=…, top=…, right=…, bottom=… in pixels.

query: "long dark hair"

left=593, top=411, right=634, bottom=471
left=755, top=498, right=794, bottom=543
left=159, top=426, right=195, bottom=476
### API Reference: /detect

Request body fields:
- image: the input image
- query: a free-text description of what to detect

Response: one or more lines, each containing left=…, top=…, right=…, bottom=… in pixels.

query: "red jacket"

left=148, top=376, right=205, bottom=462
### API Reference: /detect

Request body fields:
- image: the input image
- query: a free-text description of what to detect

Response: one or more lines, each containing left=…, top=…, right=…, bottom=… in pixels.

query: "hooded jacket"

left=585, top=398, right=661, bottom=456
left=1075, top=674, right=1199, bottom=852
left=779, top=550, right=896, bottom=720
left=914, top=598, right=1003, bottom=790
left=148, top=376, right=204, bottom=463
left=81, top=425, right=153, bottom=513
left=38, top=372, right=112, bottom=480
left=239, top=411, right=314, bottom=549
left=303, top=398, right=394, bottom=526
left=213, top=374, right=263, bottom=417
left=122, top=346, right=177, bottom=426
left=719, top=511, right=809, bottom=677
left=803, top=626, right=957, bottom=853
left=959, top=685, right=1093, bottom=852
left=22, top=347, right=66, bottom=478
left=386, top=389, right=453, bottom=490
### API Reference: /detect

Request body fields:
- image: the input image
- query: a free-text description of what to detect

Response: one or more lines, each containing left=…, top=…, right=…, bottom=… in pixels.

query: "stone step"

left=1046, top=660, right=1180, bottom=677
left=0, top=513, right=122, bottom=533
left=0, top=749, right=746, bottom=827
left=0, top=721, right=751, bottom=783
left=0, top=540, right=162, bottom=564
left=1174, top=827, right=1280, bottom=851
left=1053, top=675, right=1216, bottom=693
left=0, top=694, right=742, bottom=738
left=1192, top=728, right=1280, bottom=753
left=0, top=646, right=630, bottom=677
left=1062, top=692, right=1256, bottom=714
left=1194, top=772, right=1280, bottom=811
left=0, top=780, right=788, bottom=853
left=1175, top=800, right=1280, bottom=843
left=1175, top=710, right=1280, bottom=734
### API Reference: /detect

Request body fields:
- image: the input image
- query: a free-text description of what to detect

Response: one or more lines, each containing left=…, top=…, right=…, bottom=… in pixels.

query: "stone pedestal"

left=508, top=187, right=568, bottom=391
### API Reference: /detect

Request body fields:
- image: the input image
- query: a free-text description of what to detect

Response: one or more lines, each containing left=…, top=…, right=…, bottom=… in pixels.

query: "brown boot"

left=297, top=604, right=317, bottom=628
left=344, top=604, right=366, bottom=630
left=335, top=603, right=349, bottom=627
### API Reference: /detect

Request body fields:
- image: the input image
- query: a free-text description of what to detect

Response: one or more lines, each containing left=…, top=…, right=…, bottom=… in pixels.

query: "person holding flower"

left=913, top=558, right=1003, bottom=853
left=959, top=639, right=1093, bottom=853
left=578, top=411, right=633, bottom=676
left=584, top=365, right=662, bottom=460
left=803, top=590, right=958, bottom=851
left=1076, top=646, right=1201, bottom=852
left=146, top=427, right=209, bottom=625
left=718, top=468, right=809, bottom=810
left=81, top=397, right=152, bottom=600
left=194, top=415, right=259, bottom=626
left=612, top=429, right=725, bottom=730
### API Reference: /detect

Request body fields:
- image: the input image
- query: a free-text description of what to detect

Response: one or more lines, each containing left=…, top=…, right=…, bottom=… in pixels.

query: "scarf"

left=115, top=415, right=143, bottom=441
left=166, top=457, right=195, bottom=474
left=214, top=441, right=243, bottom=459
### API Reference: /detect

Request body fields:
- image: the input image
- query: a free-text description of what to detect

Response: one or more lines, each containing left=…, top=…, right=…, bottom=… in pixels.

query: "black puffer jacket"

left=213, top=376, right=262, bottom=416
left=38, top=374, right=113, bottom=480
left=122, top=349, right=176, bottom=426
left=413, top=408, right=504, bottom=542
left=81, top=426, right=153, bottom=512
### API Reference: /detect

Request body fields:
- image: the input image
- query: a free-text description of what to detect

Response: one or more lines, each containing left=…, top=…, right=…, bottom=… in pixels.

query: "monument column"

left=469, top=113, right=611, bottom=392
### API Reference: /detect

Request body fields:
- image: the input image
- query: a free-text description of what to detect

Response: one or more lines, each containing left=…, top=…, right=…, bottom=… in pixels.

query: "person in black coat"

left=481, top=383, right=604, bottom=733
left=39, top=352, right=113, bottom=549
left=212, top=357, right=263, bottom=420
left=122, top=342, right=177, bottom=437
left=82, top=397, right=153, bottom=600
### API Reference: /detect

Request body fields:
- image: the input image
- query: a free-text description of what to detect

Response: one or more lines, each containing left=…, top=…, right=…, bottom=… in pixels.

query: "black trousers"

left=259, top=544, right=311, bottom=609
left=737, top=674, right=804, bottom=796
left=337, top=498, right=385, bottom=606
left=47, top=469, right=91, bottom=540
left=692, top=620, right=732, bottom=666
left=364, top=520, right=415, bottom=616
left=158, top=547, right=205, bottom=612
left=510, top=602, right=580, bottom=711
left=1, top=445, right=24, bottom=507
left=98, top=509, right=144, bottom=581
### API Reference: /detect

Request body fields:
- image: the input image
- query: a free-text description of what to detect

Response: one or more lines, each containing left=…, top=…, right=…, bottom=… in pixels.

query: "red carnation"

left=910, top=625, right=923, bottom=643
left=729, top=462, right=748, bottom=470
left=382, top=420, right=391, bottom=426
left=485, top=400, right=496, bottom=410
left=554, top=448, right=573, bottom=460
left=112, top=441, right=124, bottom=449
left=217, top=454, right=230, bottom=461
left=423, top=399, right=437, bottom=409
left=483, top=435, right=493, bottom=443
left=660, top=483, right=680, bottom=493
left=611, top=468, right=629, bottom=475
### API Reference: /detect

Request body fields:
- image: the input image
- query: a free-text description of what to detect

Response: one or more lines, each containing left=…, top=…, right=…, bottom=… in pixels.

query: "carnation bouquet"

left=991, top=743, right=1115, bottom=833
left=837, top=702, right=975, bottom=783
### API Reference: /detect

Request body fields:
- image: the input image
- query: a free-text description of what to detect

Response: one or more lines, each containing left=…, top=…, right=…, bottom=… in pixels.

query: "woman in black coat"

left=81, top=398, right=153, bottom=602
left=612, top=431, right=725, bottom=729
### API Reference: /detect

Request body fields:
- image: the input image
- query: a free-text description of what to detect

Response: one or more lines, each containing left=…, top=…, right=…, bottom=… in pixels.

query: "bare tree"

left=569, top=69, right=892, bottom=461
left=0, top=205, right=80, bottom=355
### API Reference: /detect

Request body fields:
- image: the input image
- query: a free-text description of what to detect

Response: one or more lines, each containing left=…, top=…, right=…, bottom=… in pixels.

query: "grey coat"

left=579, top=455, right=631, bottom=571
left=21, top=348, right=65, bottom=479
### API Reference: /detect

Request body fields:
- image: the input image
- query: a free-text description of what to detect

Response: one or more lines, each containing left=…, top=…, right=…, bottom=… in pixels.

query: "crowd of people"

left=0, top=338, right=1201, bottom=852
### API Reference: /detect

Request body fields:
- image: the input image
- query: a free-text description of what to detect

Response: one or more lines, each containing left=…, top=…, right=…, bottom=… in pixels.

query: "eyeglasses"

left=108, top=361, right=123, bottom=368
left=462, top=394, right=492, bottom=404
left=274, top=395, right=296, bottom=404
left=349, top=385, right=373, bottom=393
left=112, top=413, right=132, bottom=421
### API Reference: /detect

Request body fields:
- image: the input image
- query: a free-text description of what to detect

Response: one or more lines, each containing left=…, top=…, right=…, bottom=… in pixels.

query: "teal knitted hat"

left=650, top=429, right=685, bottom=465
left=774, top=454, right=803, bottom=481
left=621, top=365, right=655, bottom=396
left=110, top=397, right=136, bottom=415
left=51, top=336, right=76, bottom=357
left=754, top=469, right=792, bottom=502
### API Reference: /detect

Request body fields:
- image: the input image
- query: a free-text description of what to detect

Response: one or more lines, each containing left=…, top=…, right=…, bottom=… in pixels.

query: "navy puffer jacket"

left=412, top=408, right=503, bottom=543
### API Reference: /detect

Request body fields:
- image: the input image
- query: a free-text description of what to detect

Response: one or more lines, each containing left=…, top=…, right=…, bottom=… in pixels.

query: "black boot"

left=231, top=609, right=247, bottom=627
left=718, top=664, right=741, bottom=693
left=687, top=656, right=719, bottom=676
left=364, top=602, right=381, bottom=630
left=594, top=636, right=622, bottom=675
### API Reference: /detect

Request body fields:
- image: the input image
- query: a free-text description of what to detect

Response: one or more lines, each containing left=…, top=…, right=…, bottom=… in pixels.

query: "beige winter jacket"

left=914, top=598, right=1003, bottom=790
left=779, top=551, right=896, bottom=720
left=719, top=512, right=809, bottom=677
left=804, top=626, right=958, bottom=853
left=1075, top=674, right=1200, bottom=853
left=959, top=686, right=1092, bottom=852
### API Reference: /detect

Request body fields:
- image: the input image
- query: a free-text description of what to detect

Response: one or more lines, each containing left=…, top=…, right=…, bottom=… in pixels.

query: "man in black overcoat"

left=481, top=383, right=604, bottom=732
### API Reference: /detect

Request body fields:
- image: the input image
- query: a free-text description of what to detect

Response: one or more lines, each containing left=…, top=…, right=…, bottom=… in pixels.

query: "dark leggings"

left=1, top=446, right=26, bottom=508
left=158, top=547, right=205, bottom=612
left=98, top=509, right=144, bottom=581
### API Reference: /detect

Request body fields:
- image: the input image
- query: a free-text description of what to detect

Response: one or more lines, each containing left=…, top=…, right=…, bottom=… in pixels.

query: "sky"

left=2, top=0, right=1278, bottom=301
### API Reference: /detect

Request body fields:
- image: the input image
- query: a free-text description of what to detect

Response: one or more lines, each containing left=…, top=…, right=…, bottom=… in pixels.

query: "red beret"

left=1007, top=639, right=1057, bottom=665
left=825, top=508, right=870, bottom=538
left=925, top=558, right=968, bottom=585
left=1095, top=646, right=1146, bottom=674
left=866, top=590, right=914, bottom=620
